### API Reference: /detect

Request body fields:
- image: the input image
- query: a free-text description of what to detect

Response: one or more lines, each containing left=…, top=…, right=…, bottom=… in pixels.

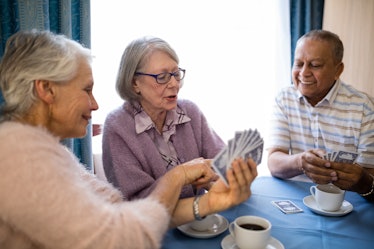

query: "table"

left=162, top=176, right=374, bottom=249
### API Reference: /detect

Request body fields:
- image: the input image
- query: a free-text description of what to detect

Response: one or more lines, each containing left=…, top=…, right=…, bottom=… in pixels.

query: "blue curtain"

left=0, top=0, right=93, bottom=172
left=290, top=0, right=325, bottom=66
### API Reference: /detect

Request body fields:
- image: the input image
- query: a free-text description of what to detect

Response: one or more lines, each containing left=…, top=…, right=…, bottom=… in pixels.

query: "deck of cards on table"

left=212, top=129, right=264, bottom=186
left=271, top=200, right=303, bottom=214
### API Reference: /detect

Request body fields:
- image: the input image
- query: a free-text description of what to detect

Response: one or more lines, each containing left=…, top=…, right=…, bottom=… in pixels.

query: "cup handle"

left=229, top=222, right=235, bottom=238
left=310, top=186, right=316, bottom=197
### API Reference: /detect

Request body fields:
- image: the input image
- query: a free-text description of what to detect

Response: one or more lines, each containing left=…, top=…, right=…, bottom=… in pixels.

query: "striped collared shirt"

left=267, top=79, right=374, bottom=167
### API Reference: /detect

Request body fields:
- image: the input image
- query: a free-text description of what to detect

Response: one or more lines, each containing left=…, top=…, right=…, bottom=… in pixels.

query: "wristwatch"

left=360, top=174, right=374, bottom=197
left=193, top=195, right=206, bottom=220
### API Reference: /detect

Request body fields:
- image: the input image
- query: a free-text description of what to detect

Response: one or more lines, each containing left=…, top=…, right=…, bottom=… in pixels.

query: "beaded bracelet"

left=360, top=175, right=374, bottom=197
left=193, top=195, right=205, bottom=220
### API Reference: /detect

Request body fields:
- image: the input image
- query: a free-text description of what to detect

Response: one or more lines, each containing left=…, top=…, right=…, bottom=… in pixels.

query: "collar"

left=133, top=102, right=191, bottom=134
left=298, top=79, right=341, bottom=106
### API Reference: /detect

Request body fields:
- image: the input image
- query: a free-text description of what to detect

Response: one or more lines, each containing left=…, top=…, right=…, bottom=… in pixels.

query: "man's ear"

left=34, top=80, right=55, bottom=104
left=334, top=62, right=344, bottom=80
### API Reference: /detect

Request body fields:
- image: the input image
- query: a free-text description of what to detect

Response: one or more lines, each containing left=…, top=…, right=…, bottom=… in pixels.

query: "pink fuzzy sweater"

left=0, top=122, right=169, bottom=249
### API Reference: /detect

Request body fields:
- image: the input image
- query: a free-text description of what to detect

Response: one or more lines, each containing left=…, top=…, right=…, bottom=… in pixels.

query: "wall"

left=323, top=0, right=374, bottom=97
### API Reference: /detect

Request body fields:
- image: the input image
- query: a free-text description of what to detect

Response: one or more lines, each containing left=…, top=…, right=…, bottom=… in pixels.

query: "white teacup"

left=229, top=216, right=271, bottom=249
left=189, top=214, right=216, bottom=232
left=310, top=184, right=345, bottom=211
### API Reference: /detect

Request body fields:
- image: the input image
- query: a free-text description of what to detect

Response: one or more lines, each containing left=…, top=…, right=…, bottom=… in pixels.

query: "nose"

left=90, top=95, right=99, bottom=111
left=167, top=76, right=181, bottom=88
left=300, top=65, right=311, bottom=76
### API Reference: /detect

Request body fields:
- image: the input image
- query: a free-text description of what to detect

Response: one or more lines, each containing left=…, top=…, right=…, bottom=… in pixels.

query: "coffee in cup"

left=229, top=215, right=271, bottom=249
left=310, top=184, right=345, bottom=211
left=239, top=223, right=265, bottom=231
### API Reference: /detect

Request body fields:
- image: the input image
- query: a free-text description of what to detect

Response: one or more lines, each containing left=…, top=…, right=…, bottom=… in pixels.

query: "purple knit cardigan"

left=102, top=99, right=225, bottom=200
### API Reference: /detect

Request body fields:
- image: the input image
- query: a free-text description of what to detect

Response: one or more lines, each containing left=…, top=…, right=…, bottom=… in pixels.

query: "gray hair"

left=0, top=29, right=92, bottom=122
left=297, top=29, right=344, bottom=64
left=116, top=36, right=179, bottom=103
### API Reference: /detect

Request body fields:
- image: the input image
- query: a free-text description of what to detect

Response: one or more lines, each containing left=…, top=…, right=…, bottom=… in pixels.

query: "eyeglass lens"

left=157, top=69, right=185, bottom=84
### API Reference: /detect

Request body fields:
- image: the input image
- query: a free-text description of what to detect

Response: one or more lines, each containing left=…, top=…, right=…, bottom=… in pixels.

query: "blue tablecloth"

left=162, top=176, right=374, bottom=249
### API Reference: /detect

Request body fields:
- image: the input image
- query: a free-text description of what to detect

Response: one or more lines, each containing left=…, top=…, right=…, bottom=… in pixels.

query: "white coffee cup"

left=189, top=214, right=216, bottom=232
left=229, top=216, right=271, bottom=249
left=310, top=184, right=345, bottom=211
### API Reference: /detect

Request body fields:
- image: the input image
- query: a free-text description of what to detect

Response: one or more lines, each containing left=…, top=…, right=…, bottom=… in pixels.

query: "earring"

left=48, top=104, right=53, bottom=122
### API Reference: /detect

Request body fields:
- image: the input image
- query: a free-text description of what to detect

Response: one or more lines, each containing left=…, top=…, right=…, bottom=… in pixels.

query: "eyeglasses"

left=135, top=68, right=186, bottom=84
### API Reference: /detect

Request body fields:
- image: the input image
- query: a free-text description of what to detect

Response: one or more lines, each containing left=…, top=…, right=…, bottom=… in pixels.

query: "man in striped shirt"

left=267, top=30, right=374, bottom=201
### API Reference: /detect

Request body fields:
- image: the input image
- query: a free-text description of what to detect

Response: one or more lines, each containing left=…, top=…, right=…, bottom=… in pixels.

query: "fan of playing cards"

left=323, top=150, right=358, bottom=163
left=212, top=129, right=264, bottom=186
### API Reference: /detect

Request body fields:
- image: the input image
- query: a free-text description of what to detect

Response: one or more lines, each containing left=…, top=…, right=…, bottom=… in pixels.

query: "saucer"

left=177, top=214, right=229, bottom=239
left=303, top=195, right=353, bottom=217
left=221, top=234, right=284, bottom=249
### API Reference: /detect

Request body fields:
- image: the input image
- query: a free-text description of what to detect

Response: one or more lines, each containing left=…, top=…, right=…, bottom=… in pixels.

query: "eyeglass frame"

left=134, top=68, right=186, bottom=84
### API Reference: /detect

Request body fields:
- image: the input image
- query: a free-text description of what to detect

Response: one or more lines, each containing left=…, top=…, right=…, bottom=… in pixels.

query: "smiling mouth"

left=82, top=115, right=91, bottom=121
left=300, top=81, right=315, bottom=85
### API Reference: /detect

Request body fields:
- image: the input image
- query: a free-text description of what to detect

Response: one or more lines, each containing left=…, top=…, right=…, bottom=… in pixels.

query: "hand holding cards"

left=212, top=129, right=264, bottom=186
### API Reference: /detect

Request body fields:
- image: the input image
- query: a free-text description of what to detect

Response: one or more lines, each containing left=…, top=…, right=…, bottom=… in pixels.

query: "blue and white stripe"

left=267, top=79, right=374, bottom=167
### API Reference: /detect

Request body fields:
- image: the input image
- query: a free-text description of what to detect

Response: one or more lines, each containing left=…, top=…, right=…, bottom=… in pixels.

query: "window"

left=91, top=0, right=291, bottom=175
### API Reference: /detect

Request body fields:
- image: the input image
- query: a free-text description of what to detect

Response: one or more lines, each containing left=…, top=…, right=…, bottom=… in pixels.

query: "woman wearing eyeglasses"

left=102, top=36, right=230, bottom=201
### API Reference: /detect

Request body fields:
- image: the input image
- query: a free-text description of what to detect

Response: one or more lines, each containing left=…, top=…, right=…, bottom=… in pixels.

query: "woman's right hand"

left=151, top=157, right=217, bottom=220
left=179, top=158, right=217, bottom=187
left=168, top=157, right=257, bottom=227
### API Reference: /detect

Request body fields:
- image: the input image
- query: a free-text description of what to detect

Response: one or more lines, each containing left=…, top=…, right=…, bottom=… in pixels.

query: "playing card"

left=334, top=150, right=358, bottom=163
left=323, top=150, right=358, bottom=164
left=212, top=129, right=264, bottom=186
left=271, top=200, right=303, bottom=214
left=243, top=141, right=264, bottom=165
left=227, top=138, right=234, bottom=160
left=211, top=147, right=230, bottom=185
left=328, top=152, right=333, bottom=161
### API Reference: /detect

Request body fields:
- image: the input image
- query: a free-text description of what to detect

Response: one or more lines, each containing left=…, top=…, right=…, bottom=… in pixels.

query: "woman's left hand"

left=206, top=158, right=258, bottom=212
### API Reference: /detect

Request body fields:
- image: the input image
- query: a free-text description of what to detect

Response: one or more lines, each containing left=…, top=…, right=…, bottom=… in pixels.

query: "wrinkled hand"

left=180, top=158, right=217, bottom=186
left=300, top=149, right=337, bottom=184
left=206, top=158, right=258, bottom=213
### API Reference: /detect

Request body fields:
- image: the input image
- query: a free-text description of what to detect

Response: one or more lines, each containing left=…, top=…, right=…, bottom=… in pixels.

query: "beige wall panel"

left=323, top=0, right=374, bottom=97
